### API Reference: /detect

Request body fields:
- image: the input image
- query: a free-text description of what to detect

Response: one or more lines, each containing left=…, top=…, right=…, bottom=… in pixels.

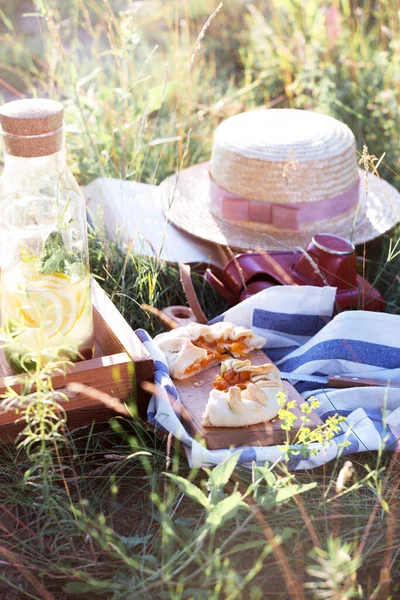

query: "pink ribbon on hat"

left=209, top=175, right=360, bottom=231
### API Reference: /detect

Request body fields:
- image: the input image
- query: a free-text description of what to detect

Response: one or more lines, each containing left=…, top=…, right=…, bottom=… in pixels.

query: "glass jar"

left=0, top=98, right=94, bottom=373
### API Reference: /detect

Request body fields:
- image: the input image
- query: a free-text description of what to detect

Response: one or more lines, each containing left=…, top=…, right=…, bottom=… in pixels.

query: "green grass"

left=0, top=0, right=400, bottom=598
left=88, top=228, right=229, bottom=336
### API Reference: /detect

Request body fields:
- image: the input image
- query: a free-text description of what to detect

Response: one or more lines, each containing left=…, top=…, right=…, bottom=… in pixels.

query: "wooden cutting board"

left=174, top=350, right=322, bottom=450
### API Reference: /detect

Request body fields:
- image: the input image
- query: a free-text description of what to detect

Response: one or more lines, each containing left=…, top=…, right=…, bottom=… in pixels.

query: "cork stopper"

left=0, top=98, right=64, bottom=158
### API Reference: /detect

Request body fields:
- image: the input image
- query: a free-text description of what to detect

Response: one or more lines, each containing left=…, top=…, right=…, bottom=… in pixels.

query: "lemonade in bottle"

left=0, top=99, right=94, bottom=372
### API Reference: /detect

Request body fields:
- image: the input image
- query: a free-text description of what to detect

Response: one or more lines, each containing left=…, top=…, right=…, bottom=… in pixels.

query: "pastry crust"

left=202, top=359, right=286, bottom=428
left=154, top=322, right=266, bottom=380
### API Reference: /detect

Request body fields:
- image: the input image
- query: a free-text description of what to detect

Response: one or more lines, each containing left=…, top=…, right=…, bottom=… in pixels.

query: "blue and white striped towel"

left=136, top=285, right=400, bottom=469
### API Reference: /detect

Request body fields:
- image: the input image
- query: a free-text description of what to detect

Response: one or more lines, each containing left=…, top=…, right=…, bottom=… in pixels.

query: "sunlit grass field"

left=0, top=1, right=400, bottom=598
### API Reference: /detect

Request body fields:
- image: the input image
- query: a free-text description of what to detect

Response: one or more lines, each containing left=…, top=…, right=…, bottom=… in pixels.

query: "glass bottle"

left=0, top=98, right=94, bottom=373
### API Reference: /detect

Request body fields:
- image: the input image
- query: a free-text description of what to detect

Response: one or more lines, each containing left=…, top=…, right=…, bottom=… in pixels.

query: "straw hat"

left=160, top=109, right=400, bottom=251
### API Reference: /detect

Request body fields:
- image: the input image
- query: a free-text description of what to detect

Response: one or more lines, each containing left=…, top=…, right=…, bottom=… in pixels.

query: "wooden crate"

left=0, top=278, right=154, bottom=442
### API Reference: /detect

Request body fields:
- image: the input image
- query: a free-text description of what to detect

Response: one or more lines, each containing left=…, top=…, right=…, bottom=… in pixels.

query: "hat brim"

left=160, top=161, right=400, bottom=251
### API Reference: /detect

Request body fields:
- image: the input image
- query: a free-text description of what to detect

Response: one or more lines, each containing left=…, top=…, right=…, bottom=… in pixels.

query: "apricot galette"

left=202, top=358, right=286, bottom=428
left=154, top=322, right=266, bottom=380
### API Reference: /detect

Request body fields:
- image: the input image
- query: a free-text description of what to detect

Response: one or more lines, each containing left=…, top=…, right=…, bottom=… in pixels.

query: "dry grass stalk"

left=233, top=474, right=306, bottom=600
left=356, top=451, right=398, bottom=561
left=141, top=303, right=179, bottom=330
left=359, top=144, right=378, bottom=196
left=297, top=247, right=329, bottom=287
left=246, top=495, right=306, bottom=600
left=0, top=545, right=55, bottom=600
left=225, top=245, right=248, bottom=291
left=67, top=382, right=130, bottom=416
left=370, top=457, right=400, bottom=599
left=0, top=76, right=25, bottom=98
left=141, top=381, right=161, bottom=398
left=165, top=431, right=173, bottom=472
left=257, top=248, right=297, bottom=285
left=293, top=494, right=321, bottom=549
left=190, top=2, right=223, bottom=64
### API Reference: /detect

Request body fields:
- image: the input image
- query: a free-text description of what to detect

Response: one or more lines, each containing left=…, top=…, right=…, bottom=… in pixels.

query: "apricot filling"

left=182, top=337, right=251, bottom=378
left=212, top=368, right=252, bottom=391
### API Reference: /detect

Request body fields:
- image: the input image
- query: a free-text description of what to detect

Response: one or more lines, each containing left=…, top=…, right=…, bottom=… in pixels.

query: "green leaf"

left=174, top=517, right=199, bottom=529
left=252, top=463, right=276, bottom=487
left=40, top=230, right=79, bottom=275
left=208, top=451, right=242, bottom=503
left=165, top=473, right=208, bottom=508
left=205, top=492, right=246, bottom=530
left=63, top=577, right=122, bottom=594
left=275, top=482, right=317, bottom=504
left=380, top=498, right=389, bottom=513
left=256, top=481, right=317, bottom=510
left=0, top=8, right=13, bottom=31
left=41, top=248, right=68, bottom=274
left=225, top=539, right=267, bottom=556
left=118, top=533, right=151, bottom=548
left=147, top=82, right=177, bottom=113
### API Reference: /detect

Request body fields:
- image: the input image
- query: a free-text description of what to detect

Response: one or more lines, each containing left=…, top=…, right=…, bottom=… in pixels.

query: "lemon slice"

left=3, top=270, right=88, bottom=339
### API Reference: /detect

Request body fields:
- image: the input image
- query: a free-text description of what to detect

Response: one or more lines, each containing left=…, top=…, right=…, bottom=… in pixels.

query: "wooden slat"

left=91, top=280, right=150, bottom=362
left=0, top=405, right=116, bottom=444
left=0, top=353, right=133, bottom=427
left=0, top=352, right=131, bottom=396
left=91, top=280, right=154, bottom=417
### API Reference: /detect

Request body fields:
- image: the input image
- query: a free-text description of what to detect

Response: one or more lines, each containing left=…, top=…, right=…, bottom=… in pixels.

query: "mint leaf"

left=40, top=230, right=79, bottom=275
